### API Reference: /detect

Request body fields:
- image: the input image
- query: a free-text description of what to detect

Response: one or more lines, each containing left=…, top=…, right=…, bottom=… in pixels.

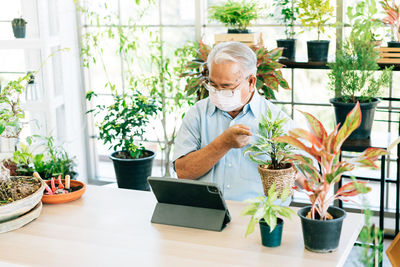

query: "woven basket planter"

left=257, top=164, right=296, bottom=197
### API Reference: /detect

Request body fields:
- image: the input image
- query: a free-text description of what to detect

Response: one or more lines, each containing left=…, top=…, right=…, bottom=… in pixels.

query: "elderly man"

left=173, top=42, right=295, bottom=201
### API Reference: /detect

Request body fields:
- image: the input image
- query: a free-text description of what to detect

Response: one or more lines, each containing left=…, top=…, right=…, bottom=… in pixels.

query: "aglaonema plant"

left=274, top=103, right=388, bottom=220
left=179, top=41, right=290, bottom=100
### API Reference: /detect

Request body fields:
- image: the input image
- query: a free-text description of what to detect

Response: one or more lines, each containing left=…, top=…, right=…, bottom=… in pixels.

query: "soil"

left=0, top=176, right=42, bottom=206
left=264, top=162, right=292, bottom=170
left=114, top=151, right=152, bottom=159
left=306, top=210, right=334, bottom=220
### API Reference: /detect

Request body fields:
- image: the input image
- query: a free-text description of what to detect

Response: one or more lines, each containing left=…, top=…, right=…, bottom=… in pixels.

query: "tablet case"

left=148, top=177, right=231, bottom=232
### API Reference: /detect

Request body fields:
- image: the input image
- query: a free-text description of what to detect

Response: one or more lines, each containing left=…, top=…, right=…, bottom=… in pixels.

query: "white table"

left=0, top=185, right=364, bottom=267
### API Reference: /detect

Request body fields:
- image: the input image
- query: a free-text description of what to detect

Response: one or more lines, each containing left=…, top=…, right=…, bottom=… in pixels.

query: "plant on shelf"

left=298, top=0, right=334, bottom=62
left=86, top=86, right=160, bottom=190
left=347, top=0, right=383, bottom=46
left=11, top=17, right=27, bottom=38
left=273, top=0, right=299, bottom=60
left=179, top=41, right=290, bottom=100
left=0, top=74, right=30, bottom=139
left=274, top=103, right=388, bottom=252
left=242, top=184, right=295, bottom=247
left=244, top=110, right=295, bottom=197
left=328, top=21, right=393, bottom=139
left=381, top=0, right=400, bottom=46
left=208, top=0, right=259, bottom=33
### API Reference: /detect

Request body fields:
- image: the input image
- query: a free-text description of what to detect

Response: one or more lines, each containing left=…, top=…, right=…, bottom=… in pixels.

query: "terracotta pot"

left=42, top=180, right=86, bottom=204
left=257, top=164, right=296, bottom=197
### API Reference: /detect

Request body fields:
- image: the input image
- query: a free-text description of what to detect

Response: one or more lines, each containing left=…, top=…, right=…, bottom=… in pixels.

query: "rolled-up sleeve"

left=172, top=105, right=202, bottom=171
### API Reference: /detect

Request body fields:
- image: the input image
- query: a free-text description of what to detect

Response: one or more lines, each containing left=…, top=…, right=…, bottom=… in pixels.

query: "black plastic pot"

left=307, top=40, right=330, bottom=62
left=227, top=28, right=250, bottom=34
left=12, top=25, right=26, bottom=38
left=330, top=98, right=380, bottom=140
left=259, top=218, right=284, bottom=247
left=110, top=150, right=156, bottom=191
left=298, top=206, right=346, bottom=253
left=388, top=41, right=400, bottom=48
left=277, top=39, right=296, bottom=61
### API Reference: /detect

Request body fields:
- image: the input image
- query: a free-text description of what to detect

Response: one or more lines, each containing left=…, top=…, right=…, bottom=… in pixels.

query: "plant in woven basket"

left=242, top=183, right=295, bottom=237
left=244, top=110, right=295, bottom=196
left=274, top=103, right=388, bottom=220
left=179, top=41, right=290, bottom=101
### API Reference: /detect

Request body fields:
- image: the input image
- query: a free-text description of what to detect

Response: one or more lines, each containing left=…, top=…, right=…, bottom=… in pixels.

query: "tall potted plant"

left=328, top=23, right=393, bottom=140
left=179, top=41, right=290, bottom=100
left=275, top=103, right=388, bottom=252
left=244, top=110, right=296, bottom=197
left=298, top=0, right=334, bottom=62
left=11, top=18, right=27, bottom=39
left=274, top=0, right=299, bottom=61
left=86, top=88, right=160, bottom=190
left=381, top=0, right=400, bottom=47
left=209, top=0, right=261, bottom=45
left=242, top=184, right=295, bottom=247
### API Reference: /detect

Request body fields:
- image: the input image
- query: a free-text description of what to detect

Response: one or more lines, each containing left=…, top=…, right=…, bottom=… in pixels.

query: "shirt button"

left=226, top=184, right=231, bottom=189
left=227, top=163, right=232, bottom=167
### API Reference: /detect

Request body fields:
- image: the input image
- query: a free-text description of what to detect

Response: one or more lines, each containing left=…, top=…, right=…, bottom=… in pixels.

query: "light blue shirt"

left=172, top=90, right=295, bottom=201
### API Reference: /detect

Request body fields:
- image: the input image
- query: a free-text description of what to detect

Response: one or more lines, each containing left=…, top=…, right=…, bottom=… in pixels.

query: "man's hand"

left=219, top=124, right=252, bottom=149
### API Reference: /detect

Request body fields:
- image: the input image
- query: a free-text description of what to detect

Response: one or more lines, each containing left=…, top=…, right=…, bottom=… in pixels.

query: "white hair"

left=206, top=42, right=257, bottom=77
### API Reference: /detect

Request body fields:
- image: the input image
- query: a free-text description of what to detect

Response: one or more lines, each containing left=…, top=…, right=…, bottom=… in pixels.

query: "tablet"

left=148, top=177, right=231, bottom=231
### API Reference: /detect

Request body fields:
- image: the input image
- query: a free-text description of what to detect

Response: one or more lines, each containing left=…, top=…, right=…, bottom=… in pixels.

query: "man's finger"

left=235, top=128, right=252, bottom=136
left=235, top=124, right=250, bottom=130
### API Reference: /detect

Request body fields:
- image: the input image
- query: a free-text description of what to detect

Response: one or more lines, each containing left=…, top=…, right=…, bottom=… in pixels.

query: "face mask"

left=209, top=88, right=252, bottom=112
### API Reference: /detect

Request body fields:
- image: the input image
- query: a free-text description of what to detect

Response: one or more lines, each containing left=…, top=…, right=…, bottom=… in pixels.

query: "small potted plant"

left=86, top=87, right=159, bottom=191
left=381, top=0, right=400, bottom=47
left=328, top=24, right=393, bottom=140
left=209, top=0, right=260, bottom=45
left=8, top=135, right=77, bottom=179
left=274, top=103, right=388, bottom=252
left=242, top=183, right=295, bottom=247
left=274, top=0, right=299, bottom=61
left=298, top=0, right=334, bottom=62
left=244, top=110, right=295, bottom=197
left=11, top=18, right=27, bottom=39
left=179, top=41, right=290, bottom=101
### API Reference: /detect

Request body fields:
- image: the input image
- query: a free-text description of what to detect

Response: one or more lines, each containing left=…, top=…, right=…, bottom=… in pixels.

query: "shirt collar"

left=207, top=89, right=262, bottom=118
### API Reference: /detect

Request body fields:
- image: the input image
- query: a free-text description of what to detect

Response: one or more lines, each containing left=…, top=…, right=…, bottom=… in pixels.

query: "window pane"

left=161, top=0, right=195, bottom=25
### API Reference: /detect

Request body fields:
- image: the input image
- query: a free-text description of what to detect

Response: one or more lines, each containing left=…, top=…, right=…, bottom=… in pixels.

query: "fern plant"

left=209, top=0, right=259, bottom=32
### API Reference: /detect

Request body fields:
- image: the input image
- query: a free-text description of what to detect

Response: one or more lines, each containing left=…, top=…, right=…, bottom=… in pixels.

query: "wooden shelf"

left=279, top=58, right=400, bottom=71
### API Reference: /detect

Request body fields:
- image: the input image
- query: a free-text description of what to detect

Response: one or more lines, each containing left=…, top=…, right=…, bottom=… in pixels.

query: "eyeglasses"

left=204, top=75, right=251, bottom=97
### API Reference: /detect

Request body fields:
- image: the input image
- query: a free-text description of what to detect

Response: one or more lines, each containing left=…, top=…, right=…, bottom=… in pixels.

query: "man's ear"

left=249, top=75, right=257, bottom=91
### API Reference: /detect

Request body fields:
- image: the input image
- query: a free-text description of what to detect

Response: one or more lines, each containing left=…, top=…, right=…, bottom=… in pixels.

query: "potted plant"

left=347, top=0, right=383, bottom=47
left=6, top=135, right=77, bottom=179
left=86, top=88, right=159, bottom=191
left=11, top=18, right=27, bottom=39
left=274, top=103, right=388, bottom=252
left=242, top=183, right=295, bottom=247
left=179, top=41, right=290, bottom=100
left=209, top=0, right=260, bottom=45
left=328, top=24, right=393, bottom=140
left=298, top=0, right=334, bottom=62
left=244, top=110, right=296, bottom=197
left=274, top=0, right=299, bottom=61
left=0, top=163, right=44, bottom=231
left=381, top=0, right=400, bottom=47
